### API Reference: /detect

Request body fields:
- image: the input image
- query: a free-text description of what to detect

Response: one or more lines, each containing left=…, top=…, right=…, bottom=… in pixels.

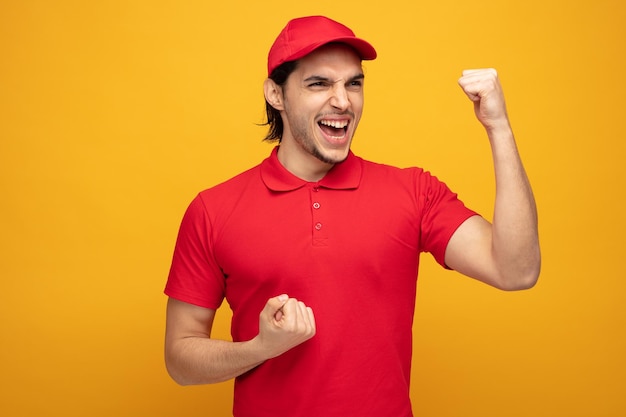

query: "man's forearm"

left=164, top=295, right=316, bottom=385
left=488, top=126, right=541, bottom=289
left=165, top=336, right=266, bottom=385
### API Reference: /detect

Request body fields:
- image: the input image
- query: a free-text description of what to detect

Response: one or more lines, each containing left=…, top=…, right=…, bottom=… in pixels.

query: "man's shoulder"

left=354, top=154, right=451, bottom=198
left=199, top=161, right=264, bottom=196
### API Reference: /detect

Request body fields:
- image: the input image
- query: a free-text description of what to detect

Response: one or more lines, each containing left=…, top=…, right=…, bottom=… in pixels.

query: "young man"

left=164, top=15, right=540, bottom=417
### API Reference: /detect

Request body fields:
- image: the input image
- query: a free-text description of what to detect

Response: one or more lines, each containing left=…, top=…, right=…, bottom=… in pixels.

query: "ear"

left=264, top=78, right=284, bottom=111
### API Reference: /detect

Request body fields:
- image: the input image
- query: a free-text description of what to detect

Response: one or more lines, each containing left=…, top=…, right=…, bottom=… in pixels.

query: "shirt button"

left=314, top=222, right=322, bottom=230
left=313, top=202, right=321, bottom=209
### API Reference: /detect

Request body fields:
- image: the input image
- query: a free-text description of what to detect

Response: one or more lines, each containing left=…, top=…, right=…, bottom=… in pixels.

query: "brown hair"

left=262, top=60, right=298, bottom=142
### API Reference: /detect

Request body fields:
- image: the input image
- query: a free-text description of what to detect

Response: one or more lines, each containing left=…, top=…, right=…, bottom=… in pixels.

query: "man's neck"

left=276, top=142, right=334, bottom=182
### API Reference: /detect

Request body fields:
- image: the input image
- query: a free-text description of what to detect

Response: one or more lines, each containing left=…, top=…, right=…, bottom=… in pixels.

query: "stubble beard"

left=290, top=113, right=353, bottom=166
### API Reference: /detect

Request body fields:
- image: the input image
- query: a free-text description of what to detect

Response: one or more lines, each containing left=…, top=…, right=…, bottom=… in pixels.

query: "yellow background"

left=1, top=0, right=624, bottom=416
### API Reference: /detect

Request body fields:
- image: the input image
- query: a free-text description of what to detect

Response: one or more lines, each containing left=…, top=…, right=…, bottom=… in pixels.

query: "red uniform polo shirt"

left=165, top=147, right=477, bottom=417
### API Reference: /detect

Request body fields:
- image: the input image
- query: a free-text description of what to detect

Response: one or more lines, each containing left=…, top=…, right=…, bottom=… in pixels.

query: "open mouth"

left=318, top=119, right=349, bottom=140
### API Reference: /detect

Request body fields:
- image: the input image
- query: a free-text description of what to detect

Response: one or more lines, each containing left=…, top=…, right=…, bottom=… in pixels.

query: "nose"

left=329, top=85, right=349, bottom=111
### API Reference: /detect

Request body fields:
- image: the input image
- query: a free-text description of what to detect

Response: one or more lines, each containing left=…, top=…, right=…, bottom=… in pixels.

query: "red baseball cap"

left=267, top=16, right=377, bottom=76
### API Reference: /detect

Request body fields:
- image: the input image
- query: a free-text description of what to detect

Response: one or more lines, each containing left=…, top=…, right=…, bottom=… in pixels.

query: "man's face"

left=279, top=44, right=365, bottom=171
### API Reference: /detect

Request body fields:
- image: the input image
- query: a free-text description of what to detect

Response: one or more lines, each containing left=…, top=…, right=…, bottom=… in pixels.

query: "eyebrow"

left=303, top=73, right=365, bottom=84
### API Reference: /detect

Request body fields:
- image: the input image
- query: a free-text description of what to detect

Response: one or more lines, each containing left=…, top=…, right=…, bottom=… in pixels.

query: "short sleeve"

left=417, top=171, right=478, bottom=268
left=164, top=195, right=226, bottom=309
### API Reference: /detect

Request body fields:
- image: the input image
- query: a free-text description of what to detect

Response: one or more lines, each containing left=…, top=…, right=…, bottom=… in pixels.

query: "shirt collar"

left=260, top=146, right=362, bottom=191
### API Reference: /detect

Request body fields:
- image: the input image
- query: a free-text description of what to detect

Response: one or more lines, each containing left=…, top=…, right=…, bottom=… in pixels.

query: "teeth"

left=320, top=119, right=348, bottom=129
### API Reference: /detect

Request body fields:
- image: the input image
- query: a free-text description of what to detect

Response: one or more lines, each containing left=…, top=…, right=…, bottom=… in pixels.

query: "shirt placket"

left=310, top=184, right=328, bottom=247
